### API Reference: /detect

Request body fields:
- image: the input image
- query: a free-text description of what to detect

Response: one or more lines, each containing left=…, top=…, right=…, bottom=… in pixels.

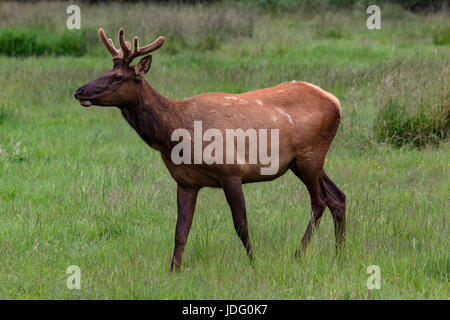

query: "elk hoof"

left=294, top=248, right=307, bottom=258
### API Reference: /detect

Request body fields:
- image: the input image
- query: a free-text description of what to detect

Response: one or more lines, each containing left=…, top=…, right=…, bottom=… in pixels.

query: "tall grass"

left=375, top=96, right=449, bottom=148
left=372, top=59, right=449, bottom=148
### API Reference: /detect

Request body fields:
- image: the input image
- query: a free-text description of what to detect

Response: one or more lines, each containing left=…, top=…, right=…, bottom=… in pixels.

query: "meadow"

left=0, top=1, right=448, bottom=299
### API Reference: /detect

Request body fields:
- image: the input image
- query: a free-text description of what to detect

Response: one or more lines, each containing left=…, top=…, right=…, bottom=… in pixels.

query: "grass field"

left=0, top=1, right=448, bottom=299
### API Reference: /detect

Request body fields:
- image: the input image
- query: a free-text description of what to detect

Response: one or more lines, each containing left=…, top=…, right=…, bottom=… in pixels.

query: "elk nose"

left=74, top=89, right=83, bottom=99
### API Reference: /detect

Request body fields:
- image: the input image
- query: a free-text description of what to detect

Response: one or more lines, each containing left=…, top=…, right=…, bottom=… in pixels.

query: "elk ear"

left=135, top=55, right=152, bottom=77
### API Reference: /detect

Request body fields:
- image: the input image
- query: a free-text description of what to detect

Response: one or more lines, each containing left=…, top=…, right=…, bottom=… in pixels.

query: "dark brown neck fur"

left=120, top=80, right=178, bottom=154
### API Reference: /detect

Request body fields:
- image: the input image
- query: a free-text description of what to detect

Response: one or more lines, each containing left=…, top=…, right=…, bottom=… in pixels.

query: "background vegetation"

left=0, top=0, right=448, bottom=299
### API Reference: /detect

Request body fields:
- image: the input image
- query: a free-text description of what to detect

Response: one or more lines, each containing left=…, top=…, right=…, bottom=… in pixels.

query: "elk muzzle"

left=74, top=86, right=94, bottom=107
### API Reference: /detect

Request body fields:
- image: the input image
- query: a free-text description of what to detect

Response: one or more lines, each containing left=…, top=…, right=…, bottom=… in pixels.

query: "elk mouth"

left=79, top=100, right=93, bottom=107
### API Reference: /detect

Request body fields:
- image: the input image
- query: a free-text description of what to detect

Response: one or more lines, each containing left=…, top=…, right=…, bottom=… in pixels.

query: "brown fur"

left=74, top=29, right=346, bottom=271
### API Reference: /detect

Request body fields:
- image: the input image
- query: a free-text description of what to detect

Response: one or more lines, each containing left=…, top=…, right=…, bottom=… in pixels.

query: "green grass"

left=0, top=2, right=449, bottom=299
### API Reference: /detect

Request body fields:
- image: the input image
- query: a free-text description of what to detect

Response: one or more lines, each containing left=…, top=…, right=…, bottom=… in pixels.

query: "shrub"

left=391, top=0, right=446, bottom=11
left=196, top=33, right=223, bottom=51
left=316, top=27, right=344, bottom=39
left=232, top=0, right=446, bottom=11
left=374, top=96, right=449, bottom=148
left=0, top=28, right=87, bottom=57
left=433, top=27, right=450, bottom=45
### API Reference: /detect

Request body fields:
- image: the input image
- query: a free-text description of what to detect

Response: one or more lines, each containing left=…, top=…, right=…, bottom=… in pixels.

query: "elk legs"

left=170, top=184, right=198, bottom=272
left=291, top=162, right=346, bottom=255
left=222, top=177, right=253, bottom=263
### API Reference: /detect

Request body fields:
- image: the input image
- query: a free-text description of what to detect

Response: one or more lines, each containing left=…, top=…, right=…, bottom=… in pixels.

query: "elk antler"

left=118, top=29, right=165, bottom=64
left=99, top=28, right=121, bottom=59
left=99, top=28, right=165, bottom=64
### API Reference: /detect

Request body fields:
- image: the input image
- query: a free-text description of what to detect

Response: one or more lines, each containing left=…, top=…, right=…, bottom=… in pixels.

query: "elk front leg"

left=222, top=177, right=253, bottom=263
left=170, top=184, right=198, bottom=272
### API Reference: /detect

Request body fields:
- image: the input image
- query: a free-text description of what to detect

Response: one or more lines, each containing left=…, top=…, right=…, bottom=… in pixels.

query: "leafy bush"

left=375, top=96, right=449, bottom=148
left=316, top=27, right=345, bottom=39
left=0, top=28, right=87, bottom=57
left=240, top=0, right=300, bottom=10
left=433, top=27, right=450, bottom=45
left=232, top=0, right=446, bottom=10
left=391, top=0, right=446, bottom=11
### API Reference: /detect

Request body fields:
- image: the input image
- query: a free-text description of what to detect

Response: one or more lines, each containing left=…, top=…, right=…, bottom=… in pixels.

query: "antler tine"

left=121, top=31, right=166, bottom=63
left=133, top=36, right=139, bottom=54
left=122, top=37, right=138, bottom=63
left=136, top=36, right=166, bottom=56
left=125, top=36, right=166, bottom=63
left=99, top=28, right=120, bottom=59
left=107, top=39, right=116, bottom=49
left=118, top=29, right=132, bottom=59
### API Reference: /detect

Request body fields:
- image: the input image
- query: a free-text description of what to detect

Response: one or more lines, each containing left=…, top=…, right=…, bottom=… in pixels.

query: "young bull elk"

left=74, top=28, right=346, bottom=271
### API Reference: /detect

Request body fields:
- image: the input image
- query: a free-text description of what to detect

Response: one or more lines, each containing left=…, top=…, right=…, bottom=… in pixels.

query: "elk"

left=74, top=28, right=346, bottom=272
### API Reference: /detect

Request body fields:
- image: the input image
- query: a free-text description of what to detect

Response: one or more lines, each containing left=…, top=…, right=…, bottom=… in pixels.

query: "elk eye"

left=112, top=75, right=122, bottom=82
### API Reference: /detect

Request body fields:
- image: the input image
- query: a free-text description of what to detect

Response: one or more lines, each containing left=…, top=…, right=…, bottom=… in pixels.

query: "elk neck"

left=120, top=79, right=179, bottom=154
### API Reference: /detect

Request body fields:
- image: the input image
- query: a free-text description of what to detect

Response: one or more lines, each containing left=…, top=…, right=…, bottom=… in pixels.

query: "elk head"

left=74, top=28, right=165, bottom=107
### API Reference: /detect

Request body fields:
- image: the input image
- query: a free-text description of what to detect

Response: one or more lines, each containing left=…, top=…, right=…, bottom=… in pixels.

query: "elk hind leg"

left=291, top=162, right=327, bottom=256
left=322, top=172, right=346, bottom=251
